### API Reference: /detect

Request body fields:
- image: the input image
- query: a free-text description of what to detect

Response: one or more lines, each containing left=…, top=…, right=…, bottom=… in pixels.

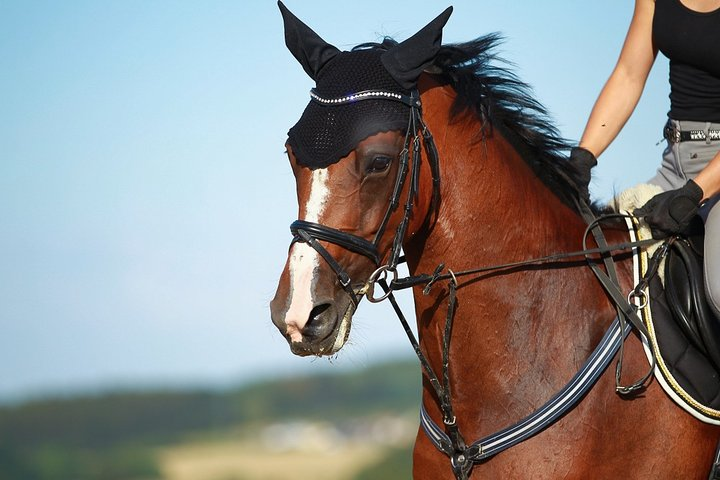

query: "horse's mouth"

left=288, top=301, right=356, bottom=357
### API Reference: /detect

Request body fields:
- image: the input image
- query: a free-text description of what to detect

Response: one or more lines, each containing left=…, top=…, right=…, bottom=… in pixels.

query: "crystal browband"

left=310, top=88, right=420, bottom=108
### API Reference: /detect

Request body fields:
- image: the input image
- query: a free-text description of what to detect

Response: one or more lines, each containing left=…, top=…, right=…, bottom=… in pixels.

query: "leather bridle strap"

left=288, top=88, right=441, bottom=305
left=291, top=220, right=381, bottom=266
left=577, top=207, right=657, bottom=394
left=292, top=228, right=361, bottom=306
left=384, top=236, right=659, bottom=292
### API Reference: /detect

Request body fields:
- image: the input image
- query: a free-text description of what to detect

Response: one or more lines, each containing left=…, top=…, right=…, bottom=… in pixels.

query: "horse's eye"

left=367, top=155, right=392, bottom=173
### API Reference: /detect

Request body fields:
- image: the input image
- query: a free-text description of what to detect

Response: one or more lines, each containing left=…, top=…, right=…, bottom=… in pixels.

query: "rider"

left=571, top=0, right=720, bottom=317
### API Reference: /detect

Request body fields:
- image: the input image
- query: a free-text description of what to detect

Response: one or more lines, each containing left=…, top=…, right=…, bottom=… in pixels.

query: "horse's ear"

left=381, top=6, right=453, bottom=90
left=278, top=1, right=340, bottom=81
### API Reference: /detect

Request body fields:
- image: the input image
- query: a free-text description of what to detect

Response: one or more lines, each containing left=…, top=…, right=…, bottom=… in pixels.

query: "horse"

left=269, top=3, right=719, bottom=478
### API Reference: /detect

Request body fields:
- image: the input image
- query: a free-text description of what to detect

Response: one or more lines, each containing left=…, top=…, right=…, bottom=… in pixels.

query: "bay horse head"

left=270, top=2, right=451, bottom=356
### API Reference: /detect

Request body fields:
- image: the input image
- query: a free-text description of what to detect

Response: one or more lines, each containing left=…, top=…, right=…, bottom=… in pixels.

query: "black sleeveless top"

left=653, top=0, right=720, bottom=122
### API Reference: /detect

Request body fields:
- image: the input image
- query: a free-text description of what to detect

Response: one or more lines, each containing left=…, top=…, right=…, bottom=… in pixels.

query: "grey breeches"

left=647, top=119, right=720, bottom=318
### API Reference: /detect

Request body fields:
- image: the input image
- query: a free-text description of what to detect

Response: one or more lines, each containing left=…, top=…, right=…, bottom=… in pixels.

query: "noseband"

left=289, top=88, right=440, bottom=305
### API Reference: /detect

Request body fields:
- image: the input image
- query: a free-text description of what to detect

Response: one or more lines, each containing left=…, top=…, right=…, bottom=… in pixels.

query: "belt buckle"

left=664, top=124, right=681, bottom=143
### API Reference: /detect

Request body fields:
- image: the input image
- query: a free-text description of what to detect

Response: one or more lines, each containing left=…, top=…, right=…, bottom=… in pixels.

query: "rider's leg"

left=703, top=197, right=720, bottom=318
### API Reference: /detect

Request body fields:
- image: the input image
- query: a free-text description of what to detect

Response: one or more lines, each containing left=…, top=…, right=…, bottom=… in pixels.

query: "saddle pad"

left=623, top=206, right=720, bottom=424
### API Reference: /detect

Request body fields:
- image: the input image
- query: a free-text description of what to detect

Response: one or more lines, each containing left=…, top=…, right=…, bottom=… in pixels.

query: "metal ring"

left=627, top=288, right=648, bottom=310
left=448, top=269, right=458, bottom=285
left=365, top=265, right=399, bottom=303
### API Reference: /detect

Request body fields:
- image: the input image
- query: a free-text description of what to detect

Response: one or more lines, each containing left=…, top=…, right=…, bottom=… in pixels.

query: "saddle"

left=644, top=216, right=720, bottom=420
left=664, top=218, right=720, bottom=371
left=615, top=184, right=720, bottom=422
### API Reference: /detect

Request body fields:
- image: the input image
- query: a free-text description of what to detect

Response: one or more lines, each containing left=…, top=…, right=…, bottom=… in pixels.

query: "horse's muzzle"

left=270, top=298, right=355, bottom=356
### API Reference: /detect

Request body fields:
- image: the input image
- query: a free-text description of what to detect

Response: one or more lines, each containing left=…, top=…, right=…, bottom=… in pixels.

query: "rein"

left=373, top=232, right=659, bottom=295
left=288, top=87, right=665, bottom=480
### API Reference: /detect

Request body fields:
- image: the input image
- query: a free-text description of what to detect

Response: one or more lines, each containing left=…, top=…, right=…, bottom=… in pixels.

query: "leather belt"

left=664, top=123, right=720, bottom=143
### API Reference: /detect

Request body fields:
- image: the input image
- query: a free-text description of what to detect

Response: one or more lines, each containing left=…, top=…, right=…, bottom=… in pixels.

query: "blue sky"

left=0, top=1, right=670, bottom=402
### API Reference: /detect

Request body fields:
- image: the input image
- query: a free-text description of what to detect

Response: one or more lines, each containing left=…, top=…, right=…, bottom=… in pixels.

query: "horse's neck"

left=412, top=100, right=591, bottom=275
left=407, top=91, right=633, bottom=436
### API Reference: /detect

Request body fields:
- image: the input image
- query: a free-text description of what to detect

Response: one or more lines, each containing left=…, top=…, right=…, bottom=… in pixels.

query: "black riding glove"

left=569, top=147, right=597, bottom=203
left=633, top=179, right=704, bottom=238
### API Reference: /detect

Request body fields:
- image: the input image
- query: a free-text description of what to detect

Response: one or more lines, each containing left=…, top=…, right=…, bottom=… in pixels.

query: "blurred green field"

left=0, top=359, right=419, bottom=480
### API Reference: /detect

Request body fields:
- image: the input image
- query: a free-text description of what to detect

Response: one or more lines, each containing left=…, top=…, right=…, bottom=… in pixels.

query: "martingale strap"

left=419, top=316, right=631, bottom=462
left=378, top=212, right=666, bottom=478
left=377, top=208, right=660, bottom=479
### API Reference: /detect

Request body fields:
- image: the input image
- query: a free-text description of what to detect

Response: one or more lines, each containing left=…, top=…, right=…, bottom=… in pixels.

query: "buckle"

left=664, top=124, right=681, bottom=143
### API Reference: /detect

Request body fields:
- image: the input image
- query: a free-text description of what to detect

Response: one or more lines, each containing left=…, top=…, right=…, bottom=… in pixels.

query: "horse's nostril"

left=303, top=303, right=335, bottom=340
left=308, top=303, right=331, bottom=323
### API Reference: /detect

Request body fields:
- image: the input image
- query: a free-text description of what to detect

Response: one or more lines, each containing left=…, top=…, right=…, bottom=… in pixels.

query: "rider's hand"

left=569, top=147, right=597, bottom=204
left=633, top=179, right=704, bottom=238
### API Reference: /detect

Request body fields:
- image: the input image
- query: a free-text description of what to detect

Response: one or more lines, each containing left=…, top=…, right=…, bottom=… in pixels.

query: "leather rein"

left=287, top=88, right=665, bottom=480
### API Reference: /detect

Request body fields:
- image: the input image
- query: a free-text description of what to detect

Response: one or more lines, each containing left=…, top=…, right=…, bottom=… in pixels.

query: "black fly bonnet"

left=287, top=48, right=411, bottom=168
left=280, top=1, right=452, bottom=168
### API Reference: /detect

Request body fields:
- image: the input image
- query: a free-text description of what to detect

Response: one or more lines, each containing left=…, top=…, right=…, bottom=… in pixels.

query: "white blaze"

left=285, top=169, right=329, bottom=342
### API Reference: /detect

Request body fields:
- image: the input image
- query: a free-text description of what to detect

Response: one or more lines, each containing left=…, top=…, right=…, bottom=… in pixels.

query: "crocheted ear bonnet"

left=279, top=1, right=452, bottom=169
left=287, top=48, right=410, bottom=169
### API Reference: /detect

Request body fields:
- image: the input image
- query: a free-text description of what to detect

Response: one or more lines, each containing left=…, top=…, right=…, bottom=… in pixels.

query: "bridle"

left=289, top=87, right=441, bottom=306
left=286, top=86, right=665, bottom=480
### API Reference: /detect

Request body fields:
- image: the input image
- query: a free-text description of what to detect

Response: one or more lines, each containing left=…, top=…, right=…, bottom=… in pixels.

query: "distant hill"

left=0, top=358, right=421, bottom=480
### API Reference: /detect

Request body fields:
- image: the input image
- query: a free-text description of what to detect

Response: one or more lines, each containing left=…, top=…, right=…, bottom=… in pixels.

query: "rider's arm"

left=579, top=0, right=658, bottom=158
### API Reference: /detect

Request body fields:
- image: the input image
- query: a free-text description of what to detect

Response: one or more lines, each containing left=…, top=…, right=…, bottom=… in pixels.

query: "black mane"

left=354, top=36, right=592, bottom=214
left=433, top=35, right=591, bottom=212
